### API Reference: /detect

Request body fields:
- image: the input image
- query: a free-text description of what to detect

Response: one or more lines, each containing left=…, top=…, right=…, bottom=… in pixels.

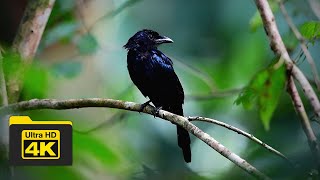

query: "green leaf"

left=43, top=22, right=79, bottom=47
left=2, top=52, right=49, bottom=101
left=2, top=52, right=23, bottom=79
left=235, top=64, right=286, bottom=130
left=75, top=34, right=99, bottom=55
left=249, top=12, right=263, bottom=32
left=234, top=88, right=257, bottom=110
left=51, top=61, right=82, bottom=78
left=22, top=64, right=49, bottom=100
left=235, top=70, right=269, bottom=110
left=299, top=21, right=320, bottom=40
left=259, top=65, right=286, bottom=130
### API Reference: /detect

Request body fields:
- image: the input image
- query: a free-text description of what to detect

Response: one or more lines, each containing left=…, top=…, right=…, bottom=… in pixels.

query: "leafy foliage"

left=235, top=88, right=257, bottom=110
left=22, top=64, right=49, bottom=100
left=235, top=63, right=286, bottom=130
left=2, top=52, right=22, bottom=78
left=2, top=52, right=49, bottom=100
left=249, top=12, right=264, bottom=32
left=299, top=21, right=320, bottom=42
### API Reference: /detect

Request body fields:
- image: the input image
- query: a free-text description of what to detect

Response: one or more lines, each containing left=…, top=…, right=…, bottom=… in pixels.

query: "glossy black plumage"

left=124, top=29, right=191, bottom=163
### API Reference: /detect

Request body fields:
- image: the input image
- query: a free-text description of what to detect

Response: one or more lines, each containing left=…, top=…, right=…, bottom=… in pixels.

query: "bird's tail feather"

left=166, top=105, right=191, bottom=163
left=177, top=125, right=191, bottom=162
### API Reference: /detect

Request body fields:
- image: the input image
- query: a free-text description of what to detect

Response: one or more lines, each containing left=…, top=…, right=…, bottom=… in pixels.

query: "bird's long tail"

left=177, top=125, right=191, bottom=163
left=166, top=105, right=191, bottom=163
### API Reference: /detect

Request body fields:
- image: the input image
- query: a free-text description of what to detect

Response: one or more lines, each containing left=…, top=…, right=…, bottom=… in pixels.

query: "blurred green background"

left=1, top=0, right=320, bottom=179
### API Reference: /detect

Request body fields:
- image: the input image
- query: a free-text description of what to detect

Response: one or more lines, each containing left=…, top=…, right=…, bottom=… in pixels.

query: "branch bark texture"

left=0, top=98, right=270, bottom=179
left=287, top=76, right=320, bottom=169
left=188, top=116, right=293, bottom=166
left=308, top=0, right=320, bottom=20
left=0, top=46, right=10, bottom=178
left=254, top=0, right=320, bottom=173
left=254, top=0, right=320, bottom=118
left=8, top=0, right=55, bottom=103
left=279, top=1, right=320, bottom=90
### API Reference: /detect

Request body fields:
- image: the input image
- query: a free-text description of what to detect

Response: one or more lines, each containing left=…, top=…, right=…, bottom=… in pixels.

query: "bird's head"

left=124, top=29, right=173, bottom=51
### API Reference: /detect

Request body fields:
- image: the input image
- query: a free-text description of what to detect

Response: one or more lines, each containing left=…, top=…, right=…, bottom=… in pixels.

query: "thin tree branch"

left=279, top=1, right=320, bottom=90
left=0, top=49, right=8, bottom=143
left=254, top=0, right=320, bottom=173
left=3, top=2, right=55, bottom=176
left=0, top=48, right=8, bottom=106
left=11, top=0, right=55, bottom=59
left=0, top=46, right=10, bottom=177
left=307, top=0, right=320, bottom=20
left=188, top=116, right=294, bottom=166
left=287, top=76, right=320, bottom=170
left=8, top=0, right=55, bottom=103
left=0, top=98, right=270, bottom=179
left=254, top=0, right=320, bottom=118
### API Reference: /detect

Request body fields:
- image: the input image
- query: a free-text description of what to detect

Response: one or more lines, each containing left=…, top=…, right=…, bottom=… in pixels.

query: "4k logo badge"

left=9, top=116, right=72, bottom=165
left=22, top=130, right=60, bottom=159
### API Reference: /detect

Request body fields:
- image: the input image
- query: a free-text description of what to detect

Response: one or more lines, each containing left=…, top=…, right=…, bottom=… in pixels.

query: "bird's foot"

left=139, top=100, right=151, bottom=113
left=153, top=106, right=162, bottom=118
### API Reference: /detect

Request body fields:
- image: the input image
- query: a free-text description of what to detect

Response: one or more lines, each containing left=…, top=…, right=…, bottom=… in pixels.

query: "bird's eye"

left=148, top=34, right=153, bottom=39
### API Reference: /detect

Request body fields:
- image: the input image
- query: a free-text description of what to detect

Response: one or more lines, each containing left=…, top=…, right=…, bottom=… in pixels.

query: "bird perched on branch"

left=124, top=29, right=191, bottom=163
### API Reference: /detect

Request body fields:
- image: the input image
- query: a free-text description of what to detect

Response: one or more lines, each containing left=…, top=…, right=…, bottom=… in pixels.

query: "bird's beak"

left=155, top=36, right=174, bottom=44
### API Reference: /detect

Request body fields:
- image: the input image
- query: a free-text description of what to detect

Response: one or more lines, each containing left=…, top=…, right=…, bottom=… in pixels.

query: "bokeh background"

left=1, top=0, right=320, bottom=179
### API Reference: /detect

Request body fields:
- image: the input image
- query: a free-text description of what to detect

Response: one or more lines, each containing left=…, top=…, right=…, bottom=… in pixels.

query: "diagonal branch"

left=279, top=1, right=320, bottom=90
left=254, top=0, right=320, bottom=173
left=307, top=0, right=320, bottom=20
left=254, top=0, right=320, bottom=118
left=8, top=0, right=55, bottom=103
left=287, top=76, right=320, bottom=170
left=188, top=116, right=294, bottom=166
left=0, top=46, right=12, bottom=177
left=0, top=98, right=271, bottom=179
left=0, top=48, right=8, bottom=106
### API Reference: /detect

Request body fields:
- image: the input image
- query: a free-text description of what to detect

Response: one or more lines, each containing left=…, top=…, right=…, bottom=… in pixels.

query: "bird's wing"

left=149, top=50, right=184, bottom=105
left=127, top=50, right=184, bottom=105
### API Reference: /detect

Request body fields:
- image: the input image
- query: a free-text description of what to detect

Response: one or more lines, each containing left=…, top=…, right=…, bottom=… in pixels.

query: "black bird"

left=124, top=29, right=191, bottom=163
